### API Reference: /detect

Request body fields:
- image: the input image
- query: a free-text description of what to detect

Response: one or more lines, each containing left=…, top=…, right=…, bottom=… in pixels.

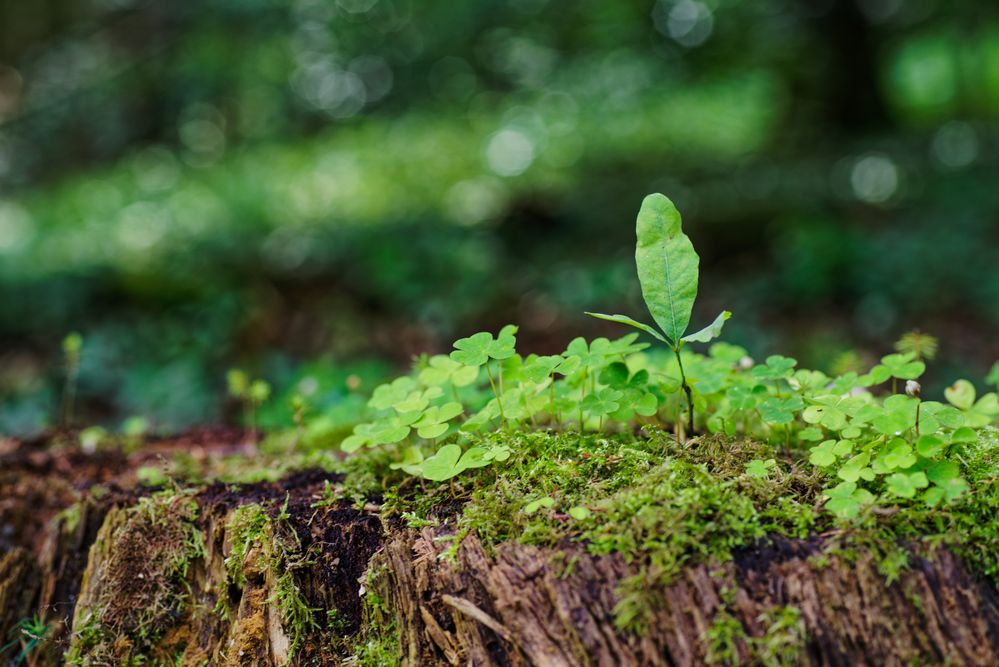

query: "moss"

left=353, top=426, right=997, bottom=631
left=67, top=490, right=203, bottom=666
left=221, top=502, right=318, bottom=662
left=343, top=564, right=399, bottom=667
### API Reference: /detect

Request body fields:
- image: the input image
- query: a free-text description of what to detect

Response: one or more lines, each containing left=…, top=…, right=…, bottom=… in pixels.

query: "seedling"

left=588, top=193, right=731, bottom=436
left=1, top=615, right=51, bottom=664
left=61, top=331, right=83, bottom=428
left=227, top=369, right=272, bottom=443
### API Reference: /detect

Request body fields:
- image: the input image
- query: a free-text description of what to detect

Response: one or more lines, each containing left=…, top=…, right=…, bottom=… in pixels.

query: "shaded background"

left=1, top=0, right=997, bottom=435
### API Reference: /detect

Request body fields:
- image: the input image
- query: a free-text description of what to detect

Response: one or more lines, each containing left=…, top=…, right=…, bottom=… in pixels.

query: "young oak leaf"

left=586, top=194, right=731, bottom=348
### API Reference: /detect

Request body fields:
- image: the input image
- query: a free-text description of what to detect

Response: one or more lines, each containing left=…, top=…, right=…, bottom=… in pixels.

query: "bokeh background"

left=1, top=0, right=998, bottom=436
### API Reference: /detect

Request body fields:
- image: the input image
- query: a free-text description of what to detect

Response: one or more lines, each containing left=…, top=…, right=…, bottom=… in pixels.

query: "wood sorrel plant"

left=587, top=193, right=730, bottom=435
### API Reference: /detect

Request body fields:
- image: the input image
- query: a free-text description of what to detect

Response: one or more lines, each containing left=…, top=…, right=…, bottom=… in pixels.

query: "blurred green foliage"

left=1, top=0, right=998, bottom=434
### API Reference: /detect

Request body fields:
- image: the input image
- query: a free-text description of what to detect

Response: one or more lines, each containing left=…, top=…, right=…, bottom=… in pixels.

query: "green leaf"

left=757, top=396, right=802, bottom=425
left=944, top=379, right=976, bottom=410
left=886, top=471, right=928, bottom=498
left=822, top=481, right=875, bottom=518
left=751, top=355, right=798, bottom=381
left=986, top=361, right=999, bottom=388
left=681, top=311, right=732, bottom=344
left=584, top=312, right=667, bottom=344
left=874, top=353, right=925, bottom=381
left=950, top=426, right=978, bottom=443
left=634, top=193, right=699, bottom=344
left=568, top=506, right=591, bottom=520
left=421, top=444, right=491, bottom=481
left=883, top=439, right=916, bottom=469
left=450, top=327, right=518, bottom=367
left=837, top=452, right=872, bottom=482
left=419, top=355, right=479, bottom=387
left=746, top=458, right=776, bottom=479
left=926, top=460, right=960, bottom=486
left=916, top=434, right=945, bottom=458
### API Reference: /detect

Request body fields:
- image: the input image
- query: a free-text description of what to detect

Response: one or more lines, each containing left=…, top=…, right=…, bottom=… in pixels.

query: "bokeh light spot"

left=485, top=129, right=535, bottom=177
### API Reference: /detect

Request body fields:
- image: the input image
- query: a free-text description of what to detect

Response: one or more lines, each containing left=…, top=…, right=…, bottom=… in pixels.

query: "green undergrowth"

left=347, top=426, right=997, bottom=629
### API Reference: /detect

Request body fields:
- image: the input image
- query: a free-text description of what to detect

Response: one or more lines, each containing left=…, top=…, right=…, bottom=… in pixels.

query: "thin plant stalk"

left=673, top=347, right=694, bottom=438
left=485, top=363, right=507, bottom=426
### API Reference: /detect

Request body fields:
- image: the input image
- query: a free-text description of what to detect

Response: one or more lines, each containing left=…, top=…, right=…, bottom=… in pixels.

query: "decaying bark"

left=1, top=436, right=997, bottom=666
left=373, top=528, right=999, bottom=666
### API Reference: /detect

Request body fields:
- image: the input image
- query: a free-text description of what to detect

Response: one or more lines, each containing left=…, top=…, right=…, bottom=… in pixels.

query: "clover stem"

left=673, top=347, right=694, bottom=439
left=892, top=377, right=897, bottom=395
left=549, top=375, right=559, bottom=430
left=451, top=385, right=460, bottom=405
left=580, top=367, right=588, bottom=432
left=914, top=400, right=921, bottom=437
left=485, top=363, right=507, bottom=427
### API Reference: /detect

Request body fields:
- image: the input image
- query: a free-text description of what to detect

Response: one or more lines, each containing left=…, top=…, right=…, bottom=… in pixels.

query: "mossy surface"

left=355, top=427, right=997, bottom=591
left=66, top=490, right=204, bottom=666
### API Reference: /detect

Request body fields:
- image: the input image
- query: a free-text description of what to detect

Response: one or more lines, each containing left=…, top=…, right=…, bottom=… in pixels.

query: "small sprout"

left=894, top=329, right=938, bottom=362
left=61, top=331, right=84, bottom=428
left=587, top=194, right=732, bottom=437
left=79, top=426, right=106, bottom=454
left=227, top=369, right=271, bottom=443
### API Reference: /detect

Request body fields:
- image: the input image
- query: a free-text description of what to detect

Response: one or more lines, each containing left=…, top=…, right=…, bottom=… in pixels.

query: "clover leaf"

left=837, top=452, right=874, bottom=483
left=869, top=352, right=925, bottom=384
left=751, top=355, right=798, bottom=382
left=757, top=395, right=803, bottom=425
left=413, top=402, right=464, bottom=439
left=581, top=388, right=623, bottom=418
left=746, top=458, right=776, bottom=479
left=394, top=386, right=444, bottom=413
left=986, top=361, right=999, bottom=388
left=421, top=444, right=492, bottom=481
left=809, top=439, right=853, bottom=467
left=451, top=326, right=518, bottom=367
left=419, top=355, right=479, bottom=387
left=368, top=377, right=417, bottom=411
left=883, top=438, right=917, bottom=469
left=822, top=481, right=875, bottom=518
left=885, top=471, right=929, bottom=499
left=521, top=355, right=565, bottom=384
left=803, top=396, right=849, bottom=431
left=944, top=379, right=976, bottom=410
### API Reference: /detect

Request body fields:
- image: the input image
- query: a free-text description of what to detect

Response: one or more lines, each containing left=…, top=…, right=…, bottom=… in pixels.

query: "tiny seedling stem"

left=673, top=347, right=694, bottom=438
